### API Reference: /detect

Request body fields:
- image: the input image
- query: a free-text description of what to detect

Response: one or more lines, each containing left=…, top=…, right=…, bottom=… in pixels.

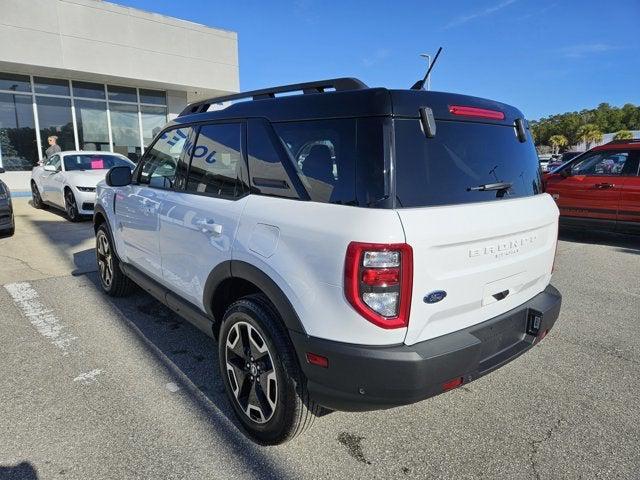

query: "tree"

left=613, top=130, right=633, bottom=140
left=577, top=124, right=603, bottom=149
left=548, top=134, right=568, bottom=154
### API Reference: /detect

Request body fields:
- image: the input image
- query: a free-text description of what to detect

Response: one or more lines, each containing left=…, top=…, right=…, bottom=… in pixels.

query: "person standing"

left=45, top=135, right=62, bottom=160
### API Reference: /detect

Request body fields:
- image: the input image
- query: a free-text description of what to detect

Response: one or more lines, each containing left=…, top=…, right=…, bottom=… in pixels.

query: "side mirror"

left=0, top=167, right=5, bottom=174
left=106, top=166, right=132, bottom=187
left=560, top=168, right=572, bottom=178
left=43, top=165, right=57, bottom=172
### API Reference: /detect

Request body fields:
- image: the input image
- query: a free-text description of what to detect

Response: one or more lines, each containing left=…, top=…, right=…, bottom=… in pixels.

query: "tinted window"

left=273, top=118, right=386, bottom=206
left=64, top=154, right=131, bottom=171
left=571, top=150, right=637, bottom=176
left=139, top=127, right=192, bottom=190
left=108, top=85, right=137, bottom=103
left=247, top=119, right=298, bottom=199
left=0, top=72, right=31, bottom=93
left=394, top=119, right=542, bottom=207
left=186, top=123, right=246, bottom=198
left=34, top=77, right=70, bottom=96
left=72, top=81, right=105, bottom=99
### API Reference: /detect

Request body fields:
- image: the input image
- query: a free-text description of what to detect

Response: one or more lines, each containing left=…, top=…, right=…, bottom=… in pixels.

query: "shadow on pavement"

left=78, top=262, right=293, bottom=479
left=559, top=228, right=640, bottom=254
left=0, top=462, right=39, bottom=480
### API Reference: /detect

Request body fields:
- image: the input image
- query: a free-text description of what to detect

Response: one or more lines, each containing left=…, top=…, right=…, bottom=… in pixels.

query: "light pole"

left=420, top=53, right=431, bottom=90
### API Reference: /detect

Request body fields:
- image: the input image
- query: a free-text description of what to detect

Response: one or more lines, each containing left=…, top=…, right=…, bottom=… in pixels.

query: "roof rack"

left=178, top=77, right=368, bottom=117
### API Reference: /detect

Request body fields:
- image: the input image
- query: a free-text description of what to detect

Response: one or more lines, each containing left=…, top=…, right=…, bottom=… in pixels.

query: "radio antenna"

left=411, top=47, right=443, bottom=90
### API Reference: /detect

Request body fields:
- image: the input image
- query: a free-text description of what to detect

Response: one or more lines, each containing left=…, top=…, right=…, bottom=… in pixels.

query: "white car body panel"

left=31, top=151, right=133, bottom=216
left=398, top=194, right=559, bottom=346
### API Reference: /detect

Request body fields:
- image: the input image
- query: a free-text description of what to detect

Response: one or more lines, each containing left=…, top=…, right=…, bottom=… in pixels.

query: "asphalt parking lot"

left=1, top=198, right=639, bottom=480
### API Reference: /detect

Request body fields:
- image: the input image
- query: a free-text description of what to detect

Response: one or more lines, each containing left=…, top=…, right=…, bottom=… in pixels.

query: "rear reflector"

left=306, top=352, right=329, bottom=368
left=442, top=377, right=464, bottom=392
left=449, top=105, right=505, bottom=120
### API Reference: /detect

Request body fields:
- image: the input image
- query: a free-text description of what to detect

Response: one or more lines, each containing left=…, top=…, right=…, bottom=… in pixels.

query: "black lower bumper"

left=290, top=284, right=562, bottom=412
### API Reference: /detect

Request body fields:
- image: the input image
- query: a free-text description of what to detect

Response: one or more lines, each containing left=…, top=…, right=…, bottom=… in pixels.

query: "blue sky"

left=119, top=0, right=639, bottom=120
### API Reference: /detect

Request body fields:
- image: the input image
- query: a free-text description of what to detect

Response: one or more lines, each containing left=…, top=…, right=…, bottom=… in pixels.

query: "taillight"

left=344, top=242, right=413, bottom=329
left=449, top=105, right=505, bottom=120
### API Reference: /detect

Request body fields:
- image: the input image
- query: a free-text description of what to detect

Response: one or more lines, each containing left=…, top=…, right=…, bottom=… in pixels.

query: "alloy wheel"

left=96, top=231, right=114, bottom=288
left=65, top=191, right=78, bottom=220
left=225, top=321, right=278, bottom=424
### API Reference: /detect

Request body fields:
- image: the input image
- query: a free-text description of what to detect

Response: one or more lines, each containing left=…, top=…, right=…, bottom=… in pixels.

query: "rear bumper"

left=291, top=284, right=561, bottom=411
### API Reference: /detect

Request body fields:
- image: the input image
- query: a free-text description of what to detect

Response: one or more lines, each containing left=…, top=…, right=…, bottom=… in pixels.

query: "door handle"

left=195, top=218, right=223, bottom=235
left=595, top=183, right=615, bottom=189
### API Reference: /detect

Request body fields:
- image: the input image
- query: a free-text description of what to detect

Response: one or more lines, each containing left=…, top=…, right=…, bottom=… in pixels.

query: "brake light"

left=345, top=242, right=413, bottom=329
left=449, top=105, right=505, bottom=120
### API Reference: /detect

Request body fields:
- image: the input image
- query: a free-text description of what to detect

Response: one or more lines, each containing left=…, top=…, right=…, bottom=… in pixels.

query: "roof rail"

left=178, top=77, right=368, bottom=117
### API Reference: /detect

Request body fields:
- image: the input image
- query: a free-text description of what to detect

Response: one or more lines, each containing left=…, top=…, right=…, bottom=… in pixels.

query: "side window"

left=46, top=155, right=61, bottom=170
left=186, top=123, right=246, bottom=199
left=273, top=119, right=358, bottom=205
left=138, top=126, right=193, bottom=189
left=247, top=119, right=299, bottom=199
left=572, top=151, right=631, bottom=176
left=48, top=155, right=62, bottom=170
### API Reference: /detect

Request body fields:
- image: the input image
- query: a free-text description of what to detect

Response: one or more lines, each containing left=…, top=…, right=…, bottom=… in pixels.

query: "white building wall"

left=0, top=0, right=239, bottom=97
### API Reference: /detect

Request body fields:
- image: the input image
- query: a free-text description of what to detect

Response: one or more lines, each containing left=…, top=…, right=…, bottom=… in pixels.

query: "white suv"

left=93, top=78, right=562, bottom=445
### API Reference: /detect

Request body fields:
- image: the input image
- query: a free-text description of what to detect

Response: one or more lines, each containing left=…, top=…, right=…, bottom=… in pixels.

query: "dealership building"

left=0, top=0, right=238, bottom=182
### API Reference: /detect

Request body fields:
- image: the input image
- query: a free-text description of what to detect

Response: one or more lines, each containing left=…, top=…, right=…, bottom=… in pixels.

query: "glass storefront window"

left=36, top=96, right=75, bottom=154
left=34, top=77, right=70, bottom=96
left=72, top=81, right=106, bottom=100
left=110, top=103, right=141, bottom=162
left=139, top=89, right=166, bottom=105
left=0, top=93, right=37, bottom=170
left=141, top=105, right=167, bottom=146
left=0, top=73, right=31, bottom=93
left=108, top=85, right=137, bottom=103
left=75, top=100, right=109, bottom=151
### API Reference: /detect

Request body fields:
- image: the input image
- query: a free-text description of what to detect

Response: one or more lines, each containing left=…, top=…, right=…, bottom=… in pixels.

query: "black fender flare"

left=203, top=260, right=306, bottom=334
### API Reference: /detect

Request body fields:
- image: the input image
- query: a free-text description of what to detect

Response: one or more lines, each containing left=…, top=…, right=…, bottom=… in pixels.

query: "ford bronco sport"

left=93, top=78, right=562, bottom=445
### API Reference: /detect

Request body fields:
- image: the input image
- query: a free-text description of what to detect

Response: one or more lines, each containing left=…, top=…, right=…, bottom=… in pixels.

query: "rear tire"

left=31, top=182, right=45, bottom=209
left=218, top=294, right=319, bottom=445
left=96, top=224, right=133, bottom=297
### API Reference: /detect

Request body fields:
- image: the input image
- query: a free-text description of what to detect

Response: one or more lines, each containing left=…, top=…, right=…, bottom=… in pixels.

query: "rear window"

left=394, top=119, right=542, bottom=207
left=272, top=118, right=387, bottom=207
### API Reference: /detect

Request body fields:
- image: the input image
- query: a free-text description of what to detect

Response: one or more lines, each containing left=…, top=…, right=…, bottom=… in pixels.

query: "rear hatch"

left=390, top=91, right=558, bottom=345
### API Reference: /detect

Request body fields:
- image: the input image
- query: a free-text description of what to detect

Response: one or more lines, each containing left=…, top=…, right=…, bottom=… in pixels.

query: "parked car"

left=546, top=151, right=583, bottom=171
left=545, top=140, right=640, bottom=233
left=0, top=168, right=15, bottom=237
left=31, top=151, right=134, bottom=221
left=538, top=153, right=554, bottom=172
left=93, top=78, right=562, bottom=444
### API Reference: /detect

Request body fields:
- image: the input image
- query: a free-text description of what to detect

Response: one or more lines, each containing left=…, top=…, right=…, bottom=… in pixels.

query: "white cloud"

left=444, top=0, right=518, bottom=29
left=560, top=43, right=617, bottom=58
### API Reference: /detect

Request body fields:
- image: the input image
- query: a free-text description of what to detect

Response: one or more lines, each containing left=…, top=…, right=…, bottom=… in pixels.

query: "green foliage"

left=530, top=103, right=640, bottom=147
left=613, top=130, right=633, bottom=140
left=576, top=124, right=603, bottom=149
left=548, top=134, right=568, bottom=154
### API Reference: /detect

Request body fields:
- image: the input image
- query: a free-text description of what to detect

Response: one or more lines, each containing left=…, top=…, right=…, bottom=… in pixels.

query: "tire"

left=96, top=224, right=133, bottom=297
left=64, top=189, right=80, bottom=222
left=219, top=294, right=319, bottom=445
left=31, top=182, right=46, bottom=209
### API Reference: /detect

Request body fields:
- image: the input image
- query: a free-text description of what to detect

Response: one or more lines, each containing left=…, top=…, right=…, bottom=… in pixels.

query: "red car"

left=544, top=140, right=640, bottom=234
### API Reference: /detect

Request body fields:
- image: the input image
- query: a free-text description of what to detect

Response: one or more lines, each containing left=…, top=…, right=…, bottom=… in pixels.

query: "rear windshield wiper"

left=466, top=182, right=513, bottom=192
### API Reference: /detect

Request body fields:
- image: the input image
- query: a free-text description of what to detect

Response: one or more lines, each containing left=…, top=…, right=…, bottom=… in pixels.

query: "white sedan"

left=31, top=151, right=135, bottom=221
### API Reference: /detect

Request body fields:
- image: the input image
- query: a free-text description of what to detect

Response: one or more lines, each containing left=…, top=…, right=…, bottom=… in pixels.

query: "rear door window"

left=394, top=119, right=542, bottom=207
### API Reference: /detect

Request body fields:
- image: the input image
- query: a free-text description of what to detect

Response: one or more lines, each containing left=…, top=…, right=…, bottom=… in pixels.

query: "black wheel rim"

left=31, top=184, right=40, bottom=205
left=96, top=231, right=114, bottom=288
left=225, top=321, right=278, bottom=424
left=66, top=191, right=77, bottom=219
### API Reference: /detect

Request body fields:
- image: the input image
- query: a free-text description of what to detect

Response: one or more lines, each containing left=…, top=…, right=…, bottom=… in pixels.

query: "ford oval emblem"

left=424, top=290, right=447, bottom=304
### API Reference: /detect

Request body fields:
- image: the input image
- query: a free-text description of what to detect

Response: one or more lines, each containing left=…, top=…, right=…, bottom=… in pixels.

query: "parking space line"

left=4, top=282, right=77, bottom=355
